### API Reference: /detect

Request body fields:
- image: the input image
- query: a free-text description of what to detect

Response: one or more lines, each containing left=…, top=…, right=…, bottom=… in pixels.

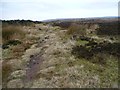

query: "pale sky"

left=0, top=0, right=119, bottom=21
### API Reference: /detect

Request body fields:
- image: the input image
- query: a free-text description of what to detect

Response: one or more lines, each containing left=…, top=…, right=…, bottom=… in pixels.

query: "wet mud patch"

left=24, top=52, right=44, bottom=83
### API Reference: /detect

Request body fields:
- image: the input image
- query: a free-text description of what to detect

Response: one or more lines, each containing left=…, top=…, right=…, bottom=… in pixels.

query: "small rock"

left=80, top=65, right=84, bottom=68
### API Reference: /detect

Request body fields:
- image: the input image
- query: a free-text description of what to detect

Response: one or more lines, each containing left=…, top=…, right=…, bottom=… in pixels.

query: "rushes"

left=2, top=25, right=25, bottom=43
left=66, top=23, right=87, bottom=36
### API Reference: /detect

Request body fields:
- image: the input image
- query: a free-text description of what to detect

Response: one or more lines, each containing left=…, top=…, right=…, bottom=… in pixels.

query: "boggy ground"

left=2, top=22, right=119, bottom=88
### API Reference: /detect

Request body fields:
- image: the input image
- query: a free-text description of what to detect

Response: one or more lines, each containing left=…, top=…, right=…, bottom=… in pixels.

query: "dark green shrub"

left=2, top=40, right=22, bottom=49
left=7, top=40, right=22, bottom=45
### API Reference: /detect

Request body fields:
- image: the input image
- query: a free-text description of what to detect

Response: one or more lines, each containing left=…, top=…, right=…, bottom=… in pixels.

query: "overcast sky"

left=0, top=0, right=119, bottom=21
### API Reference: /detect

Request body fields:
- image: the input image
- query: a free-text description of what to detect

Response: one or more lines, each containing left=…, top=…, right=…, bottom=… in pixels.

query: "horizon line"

left=1, top=16, right=118, bottom=22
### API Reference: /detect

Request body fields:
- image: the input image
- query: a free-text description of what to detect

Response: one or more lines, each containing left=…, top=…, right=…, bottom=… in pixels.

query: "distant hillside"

left=42, top=16, right=119, bottom=23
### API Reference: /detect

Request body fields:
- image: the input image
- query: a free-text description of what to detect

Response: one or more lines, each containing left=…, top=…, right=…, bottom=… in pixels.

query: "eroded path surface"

left=22, top=24, right=76, bottom=88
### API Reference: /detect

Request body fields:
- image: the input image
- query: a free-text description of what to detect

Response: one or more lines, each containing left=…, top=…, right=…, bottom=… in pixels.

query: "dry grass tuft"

left=66, top=23, right=87, bottom=36
left=2, top=62, right=13, bottom=82
left=2, top=25, right=25, bottom=43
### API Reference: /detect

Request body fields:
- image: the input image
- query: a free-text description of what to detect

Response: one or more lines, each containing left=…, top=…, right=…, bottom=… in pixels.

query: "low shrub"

left=72, top=39, right=120, bottom=65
